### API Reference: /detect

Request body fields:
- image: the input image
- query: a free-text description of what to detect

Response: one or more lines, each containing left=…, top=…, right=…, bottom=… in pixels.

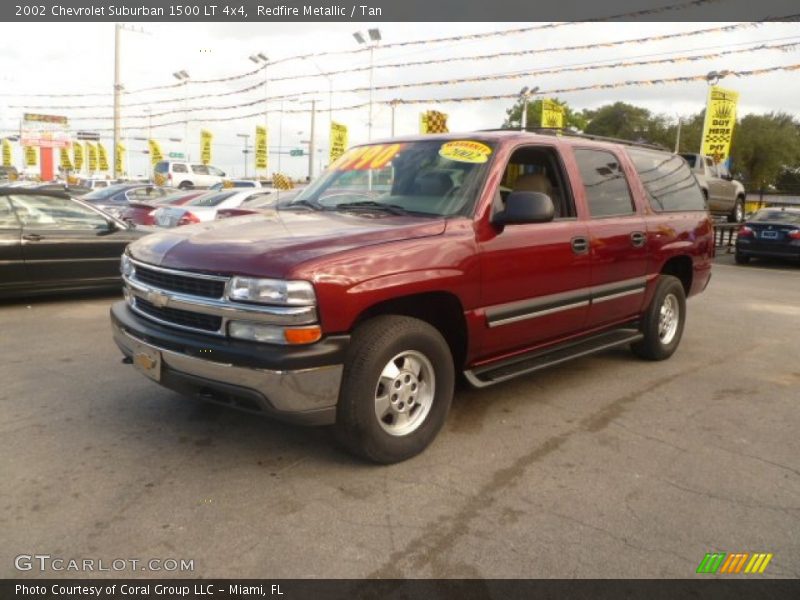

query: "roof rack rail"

left=477, top=127, right=668, bottom=151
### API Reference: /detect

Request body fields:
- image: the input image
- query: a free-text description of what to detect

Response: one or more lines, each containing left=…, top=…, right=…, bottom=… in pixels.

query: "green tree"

left=729, top=113, right=800, bottom=189
left=502, top=97, right=586, bottom=131
left=582, top=102, right=673, bottom=147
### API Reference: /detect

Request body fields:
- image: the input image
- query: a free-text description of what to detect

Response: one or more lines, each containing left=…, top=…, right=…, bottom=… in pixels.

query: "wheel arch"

left=659, top=255, right=693, bottom=296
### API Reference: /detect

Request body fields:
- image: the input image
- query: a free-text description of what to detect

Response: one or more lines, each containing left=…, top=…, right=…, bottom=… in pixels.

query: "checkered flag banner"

left=272, top=172, right=295, bottom=190
left=419, top=110, right=449, bottom=134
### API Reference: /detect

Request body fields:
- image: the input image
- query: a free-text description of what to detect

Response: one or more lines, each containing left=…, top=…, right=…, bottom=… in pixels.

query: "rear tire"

left=334, top=315, right=454, bottom=464
left=735, top=253, right=750, bottom=265
left=631, top=275, right=686, bottom=361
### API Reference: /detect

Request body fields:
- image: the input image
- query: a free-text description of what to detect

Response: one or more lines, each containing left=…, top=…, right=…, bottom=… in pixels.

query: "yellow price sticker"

left=439, top=141, right=492, bottom=164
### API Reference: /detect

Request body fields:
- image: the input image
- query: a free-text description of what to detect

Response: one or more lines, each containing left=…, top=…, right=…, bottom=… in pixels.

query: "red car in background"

left=121, top=190, right=206, bottom=226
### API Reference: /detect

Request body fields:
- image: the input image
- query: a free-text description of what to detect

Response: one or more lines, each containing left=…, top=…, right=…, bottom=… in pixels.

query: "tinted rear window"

left=751, top=210, right=800, bottom=225
left=629, top=149, right=706, bottom=212
left=173, top=163, right=188, bottom=173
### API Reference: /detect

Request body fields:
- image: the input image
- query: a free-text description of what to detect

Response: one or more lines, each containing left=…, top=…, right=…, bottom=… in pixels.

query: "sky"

left=0, top=20, right=799, bottom=179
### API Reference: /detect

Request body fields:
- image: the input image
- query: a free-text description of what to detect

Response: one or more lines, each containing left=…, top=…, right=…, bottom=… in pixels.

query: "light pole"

left=237, top=133, right=251, bottom=178
left=277, top=97, right=298, bottom=173
left=353, top=28, right=381, bottom=141
left=112, top=24, right=148, bottom=178
left=390, top=99, right=400, bottom=137
left=519, top=86, right=537, bottom=131
left=172, top=70, right=190, bottom=159
left=674, top=115, right=683, bottom=153
left=245, top=52, right=270, bottom=173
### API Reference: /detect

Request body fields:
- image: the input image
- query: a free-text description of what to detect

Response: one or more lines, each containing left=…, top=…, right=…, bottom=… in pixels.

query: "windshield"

left=187, top=191, right=236, bottom=207
left=83, top=184, right=129, bottom=201
left=752, top=209, right=800, bottom=225
left=290, top=139, right=494, bottom=216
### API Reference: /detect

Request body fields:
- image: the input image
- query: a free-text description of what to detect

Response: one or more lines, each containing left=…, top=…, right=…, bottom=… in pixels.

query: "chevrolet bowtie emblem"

left=146, top=290, right=170, bottom=308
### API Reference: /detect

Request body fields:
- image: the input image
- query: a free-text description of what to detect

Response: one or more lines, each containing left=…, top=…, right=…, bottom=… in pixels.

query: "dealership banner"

left=200, top=130, right=213, bottom=165
left=97, top=142, right=109, bottom=171
left=419, top=111, right=449, bottom=134
left=255, top=125, right=267, bottom=170
left=86, top=142, right=98, bottom=172
left=329, top=122, right=348, bottom=162
left=148, top=139, right=163, bottom=165
left=541, top=99, right=565, bottom=128
left=73, top=141, right=84, bottom=171
left=2, top=139, right=12, bottom=167
left=60, top=147, right=73, bottom=170
left=115, top=143, right=125, bottom=175
left=701, top=85, right=739, bottom=164
left=24, top=146, right=38, bottom=166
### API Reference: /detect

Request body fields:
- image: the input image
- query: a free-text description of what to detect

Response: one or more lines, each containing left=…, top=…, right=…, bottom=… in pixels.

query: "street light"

left=353, top=28, right=381, bottom=141
left=249, top=53, right=269, bottom=175
left=172, top=70, right=190, bottom=159
left=519, top=85, right=538, bottom=131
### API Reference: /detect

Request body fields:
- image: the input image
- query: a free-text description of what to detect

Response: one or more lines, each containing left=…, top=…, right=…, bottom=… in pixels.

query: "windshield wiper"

left=333, top=201, right=411, bottom=215
left=284, top=198, right=322, bottom=210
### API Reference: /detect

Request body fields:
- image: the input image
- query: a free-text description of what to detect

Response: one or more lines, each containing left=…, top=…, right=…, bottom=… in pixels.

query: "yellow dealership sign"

left=200, top=130, right=213, bottom=165
left=60, top=147, right=73, bottom=170
left=2, top=139, right=11, bottom=167
left=73, top=142, right=84, bottom=171
left=701, top=86, right=739, bottom=164
left=148, top=139, right=163, bottom=165
left=97, top=143, right=109, bottom=171
left=329, top=122, right=348, bottom=162
left=255, top=125, right=268, bottom=170
left=24, top=146, right=38, bottom=167
left=541, top=99, right=565, bottom=129
left=115, top=143, right=125, bottom=175
left=86, top=142, right=98, bottom=172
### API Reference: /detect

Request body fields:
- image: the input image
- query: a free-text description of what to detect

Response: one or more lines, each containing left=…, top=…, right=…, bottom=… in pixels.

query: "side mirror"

left=493, top=191, right=555, bottom=226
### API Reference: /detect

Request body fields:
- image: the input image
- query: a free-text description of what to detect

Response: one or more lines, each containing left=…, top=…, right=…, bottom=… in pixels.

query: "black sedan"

left=81, top=183, right=170, bottom=219
left=735, top=207, right=800, bottom=264
left=0, top=187, right=146, bottom=298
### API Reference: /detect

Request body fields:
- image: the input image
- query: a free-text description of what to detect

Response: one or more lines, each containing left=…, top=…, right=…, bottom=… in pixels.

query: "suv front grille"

left=135, top=298, right=222, bottom=332
left=134, top=265, right=226, bottom=299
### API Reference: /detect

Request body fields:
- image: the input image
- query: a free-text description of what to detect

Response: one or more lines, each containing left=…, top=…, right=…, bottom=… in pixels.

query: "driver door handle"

left=630, top=231, right=646, bottom=248
left=22, top=233, right=42, bottom=242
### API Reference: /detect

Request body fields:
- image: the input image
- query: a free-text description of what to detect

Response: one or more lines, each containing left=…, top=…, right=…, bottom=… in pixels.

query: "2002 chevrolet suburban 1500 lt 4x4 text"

left=112, top=131, right=713, bottom=463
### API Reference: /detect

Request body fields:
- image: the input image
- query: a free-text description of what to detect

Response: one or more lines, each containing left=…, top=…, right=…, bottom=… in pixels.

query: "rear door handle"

left=22, top=233, right=42, bottom=242
left=630, top=231, right=646, bottom=248
left=571, top=236, right=589, bottom=254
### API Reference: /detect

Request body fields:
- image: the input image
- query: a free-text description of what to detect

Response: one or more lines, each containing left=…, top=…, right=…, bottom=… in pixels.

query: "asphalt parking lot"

left=2, top=254, right=798, bottom=579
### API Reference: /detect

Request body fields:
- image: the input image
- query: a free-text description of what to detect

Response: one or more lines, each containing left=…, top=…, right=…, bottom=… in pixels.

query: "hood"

left=129, top=208, right=446, bottom=278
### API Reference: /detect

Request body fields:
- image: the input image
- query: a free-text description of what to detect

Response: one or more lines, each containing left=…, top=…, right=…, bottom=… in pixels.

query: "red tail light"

left=737, top=225, right=754, bottom=238
left=177, top=212, right=200, bottom=226
left=788, top=229, right=800, bottom=240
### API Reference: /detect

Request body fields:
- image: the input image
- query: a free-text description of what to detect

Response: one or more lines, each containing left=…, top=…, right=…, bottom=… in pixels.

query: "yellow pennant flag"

left=97, top=142, right=109, bottom=171
left=86, top=142, right=98, bottom=172
left=148, top=139, right=163, bottom=165
left=272, top=172, right=294, bottom=190
left=60, top=148, right=73, bottom=170
left=115, top=143, right=125, bottom=176
left=73, top=141, right=84, bottom=171
left=329, top=122, right=348, bottom=162
left=419, top=111, right=449, bottom=134
left=541, top=99, right=565, bottom=129
left=255, top=125, right=268, bottom=170
left=701, top=86, right=739, bottom=164
left=2, top=139, right=12, bottom=167
left=200, top=130, right=213, bottom=165
left=24, top=146, right=37, bottom=167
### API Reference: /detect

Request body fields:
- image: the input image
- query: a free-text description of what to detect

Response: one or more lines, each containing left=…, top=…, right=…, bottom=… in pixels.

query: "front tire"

left=631, top=275, right=686, bottom=361
left=334, top=315, right=454, bottom=464
left=728, top=196, right=745, bottom=223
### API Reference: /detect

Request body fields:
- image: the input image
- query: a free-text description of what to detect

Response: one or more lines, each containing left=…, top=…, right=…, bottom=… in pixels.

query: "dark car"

left=82, top=184, right=170, bottom=219
left=121, top=190, right=206, bottom=226
left=735, top=207, right=800, bottom=264
left=0, top=187, right=145, bottom=298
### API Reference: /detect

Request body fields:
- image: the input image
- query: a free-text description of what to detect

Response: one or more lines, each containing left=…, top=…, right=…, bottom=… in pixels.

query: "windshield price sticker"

left=439, top=141, right=493, bottom=163
left=331, top=143, right=405, bottom=171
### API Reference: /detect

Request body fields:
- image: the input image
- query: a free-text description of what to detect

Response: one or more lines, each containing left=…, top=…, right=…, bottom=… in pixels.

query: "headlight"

left=228, top=277, right=315, bottom=306
left=228, top=321, right=322, bottom=345
left=120, top=254, right=134, bottom=277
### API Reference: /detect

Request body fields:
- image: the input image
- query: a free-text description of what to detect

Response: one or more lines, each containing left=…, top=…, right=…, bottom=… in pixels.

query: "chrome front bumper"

left=112, top=318, right=342, bottom=425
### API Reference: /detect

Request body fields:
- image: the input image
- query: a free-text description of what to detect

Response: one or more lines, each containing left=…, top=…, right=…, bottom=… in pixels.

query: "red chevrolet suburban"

left=112, top=131, right=713, bottom=463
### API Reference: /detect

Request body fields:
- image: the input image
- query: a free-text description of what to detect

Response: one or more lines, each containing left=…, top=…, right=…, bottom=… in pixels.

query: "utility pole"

left=390, top=99, right=399, bottom=137
left=674, top=115, right=682, bottom=153
left=113, top=24, right=121, bottom=179
left=237, top=133, right=251, bottom=178
left=354, top=29, right=381, bottom=141
left=308, top=99, right=316, bottom=180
